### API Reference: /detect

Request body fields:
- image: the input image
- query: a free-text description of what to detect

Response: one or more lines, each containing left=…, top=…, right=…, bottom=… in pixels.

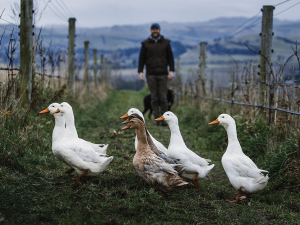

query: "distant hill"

left=35, top=17, right=300, bottom=49
left=0, top=17, right=300, bottom=67
left=180, top=34, right=300, bottom=66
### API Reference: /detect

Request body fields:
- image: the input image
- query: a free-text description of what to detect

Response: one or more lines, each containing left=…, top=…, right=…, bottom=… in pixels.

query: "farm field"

left=0, top=87, right=300, bottom=224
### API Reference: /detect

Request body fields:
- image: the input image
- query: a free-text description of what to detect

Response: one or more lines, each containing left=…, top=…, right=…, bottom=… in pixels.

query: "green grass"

left=1, top=88, right=300, bottom=224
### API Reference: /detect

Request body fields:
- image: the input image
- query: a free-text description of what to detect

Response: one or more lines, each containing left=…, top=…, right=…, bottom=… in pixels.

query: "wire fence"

left=0, top=23, right=112, bottom=100
left=174, top=92, right=300, bottom=116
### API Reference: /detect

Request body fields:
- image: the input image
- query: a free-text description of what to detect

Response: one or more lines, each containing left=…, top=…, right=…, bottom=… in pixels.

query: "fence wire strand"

left=174, top=92, right=300, bottom=116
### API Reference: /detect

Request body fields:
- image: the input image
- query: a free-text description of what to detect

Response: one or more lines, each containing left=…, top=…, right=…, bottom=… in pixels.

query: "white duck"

left=156, top=112, right=214, bottom=188
left=39, top=103, right=108, bottom=154
left=45, top=102, right=113, bottom=183
left=120, top=108, right=168, bottom=154
left=39, top=103, right=65, bottom=144
left=209, top=114, right=269, bottom=202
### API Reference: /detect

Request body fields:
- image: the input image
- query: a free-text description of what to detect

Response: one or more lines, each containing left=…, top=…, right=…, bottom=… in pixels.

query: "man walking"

left=138, top=23, right=175, bottom=126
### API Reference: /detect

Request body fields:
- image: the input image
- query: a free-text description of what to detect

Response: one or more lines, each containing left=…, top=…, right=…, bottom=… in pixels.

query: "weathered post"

left=100, top=54, right=104, bottom=84
left=68, top=18, right=76, bottom=96
left=107, top=59, right=111, bottom=86
left=57, top=51, right=61, bottom=88
left=199, top=42, right=207, bottom=96
left=19, top=0, right=33, bottom=104
left=93, top=49, right=98, bottom=88
left=104, top=58, right=109, bottom=85
left=175, top=57, right=182, bottom=105
left=259, top=6, right=274, bottom=115
left=84, top=41, right=90, bottom=93
left=210, top=69, right=214, bottom=98
left=298, top=131, right=300, bottom=158
left=230, top=72, right=235, bottom=114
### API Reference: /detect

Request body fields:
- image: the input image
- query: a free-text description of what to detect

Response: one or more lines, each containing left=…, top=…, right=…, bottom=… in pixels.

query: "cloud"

left=1, top=0, right=300, bottom=27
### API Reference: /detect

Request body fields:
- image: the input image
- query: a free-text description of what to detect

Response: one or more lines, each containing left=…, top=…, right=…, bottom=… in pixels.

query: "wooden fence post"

left=84, top=41, right=90, bottom=93
left=19, top=0, right=33, bottom=104
left=100, top=54, right=104, bottom=84
left=259, top=5, right=274, bottom=117
left=210, top=69, right=214, bottom=98
left=104, top=58, right=111, bottom=85
left=93, top=49, right=98, bottom=88
left=199, top=42, right=207, bottom=96
left=175, top=57, right=181, bottom=106
left=68, top=18, right=76, bottom=96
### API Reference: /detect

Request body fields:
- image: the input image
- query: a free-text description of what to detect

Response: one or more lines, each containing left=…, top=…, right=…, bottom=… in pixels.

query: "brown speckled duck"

left=121, top=118, right=188, bottom=197
left=122, top=113, right=181, bottom=165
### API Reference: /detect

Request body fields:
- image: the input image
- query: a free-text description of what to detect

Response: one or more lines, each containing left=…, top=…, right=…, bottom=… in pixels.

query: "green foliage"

left=267, top=136, right=298, bottom=179
left=238, top=118, right=271, bottom=161
left=0, top=89, right=300, bottom=224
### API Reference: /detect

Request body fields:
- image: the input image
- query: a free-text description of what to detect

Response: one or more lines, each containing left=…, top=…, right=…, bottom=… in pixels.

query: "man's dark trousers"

left=147, top=74, right=168, bottom=119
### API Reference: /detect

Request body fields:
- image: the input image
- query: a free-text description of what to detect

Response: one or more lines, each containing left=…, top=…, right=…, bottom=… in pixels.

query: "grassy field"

left=1, top=87, right=300, bottom=224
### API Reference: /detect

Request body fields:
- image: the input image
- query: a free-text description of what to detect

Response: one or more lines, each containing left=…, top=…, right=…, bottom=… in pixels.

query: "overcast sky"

left=1, top=0, right=300, bottom=28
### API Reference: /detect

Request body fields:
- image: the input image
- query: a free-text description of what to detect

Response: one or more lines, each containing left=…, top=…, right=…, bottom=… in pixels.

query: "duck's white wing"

left=174, top=148, right=209, bottom=166
left=89, top=143, right=108, bottom=154
left=64, top=140, right=104, bottom=163
left=77, top=138, right=108, bottom=154
left=152, top=138, right=168, bottom=154
left=227, top=155, right=268, bottom=178
left=147, top=132, right=168, bottom=154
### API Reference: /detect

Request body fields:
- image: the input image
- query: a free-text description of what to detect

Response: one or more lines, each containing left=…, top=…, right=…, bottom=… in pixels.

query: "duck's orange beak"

left=155, top=116, right=164, bottom=121
left=122, top=119, right=130, bottom=124
left=39, top=108, right=50, bottom=114
left=53, top=109, right=60, bottom=114
left=121, top=123, right=130, bottom=130
left=208, top=118, right=219, bottom=125
left=120, top=113, right=129, bottom=119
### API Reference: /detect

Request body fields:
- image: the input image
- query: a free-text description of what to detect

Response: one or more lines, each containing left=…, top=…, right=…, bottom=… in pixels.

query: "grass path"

left=1, top=89, right=299, bottom=224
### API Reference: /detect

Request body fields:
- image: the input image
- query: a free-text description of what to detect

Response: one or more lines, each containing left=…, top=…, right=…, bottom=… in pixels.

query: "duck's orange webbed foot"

left=239, top=195, right=248, bottom=200
left=160, top=194, right=168, bottom=200
left=72, top=169, right=89, bottom=184
left=226, top=189, right=246, bottom=203
left=65, top=168, right=75, bottom=174
left=226, top=199, right=239, bottom=203
left=71, top=178, right=80, bottom=185
left=192, top=173, right=199, bottom=189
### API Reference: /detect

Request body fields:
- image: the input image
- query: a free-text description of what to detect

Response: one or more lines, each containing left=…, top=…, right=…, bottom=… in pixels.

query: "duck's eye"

left=222, top=116, right=224, bottom=118
left=52, top=106, right=54, bottom=107
left=167, top=114, right=169, bottom=116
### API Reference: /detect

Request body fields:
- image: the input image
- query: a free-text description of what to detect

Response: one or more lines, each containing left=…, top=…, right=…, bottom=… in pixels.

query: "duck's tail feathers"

left=100, top=144, right=108, bottom=154
left=176, top=181, right=189, bottom=187
left=204, top=158, right=211, bottom=162
left=98, top=156, right=113, bottom=171
left=174, top=165, right=186, bottom=175
left=257, top=174, right=269, bottom=184
left=94, top=144, right=108, bottom=154
left=168, top=176, right=189, bottom=187
left=198, top=164, right=215, bottom=178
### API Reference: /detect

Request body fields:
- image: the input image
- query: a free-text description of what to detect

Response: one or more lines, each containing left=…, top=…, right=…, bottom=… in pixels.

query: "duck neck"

left=134, top=126, right=151, bottom=154
left=53, top=114, right=65, bottom=143
left=225, top=123, right=242, bottom=153
left=64, top=110, right=78, bottom=138
left=168, top=121, right=186, bottom=148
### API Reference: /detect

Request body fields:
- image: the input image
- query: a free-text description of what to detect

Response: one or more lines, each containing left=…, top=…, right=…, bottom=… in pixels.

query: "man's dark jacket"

left=138, top=35, right=175, bottom=75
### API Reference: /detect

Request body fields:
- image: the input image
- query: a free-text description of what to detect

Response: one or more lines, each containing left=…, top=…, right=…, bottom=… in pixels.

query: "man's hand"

left=168, top=71, right=174, bottom=81
left=139, top=72, right=145, bottom=82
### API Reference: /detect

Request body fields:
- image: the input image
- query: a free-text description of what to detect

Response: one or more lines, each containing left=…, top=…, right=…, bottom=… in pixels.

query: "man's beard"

left=151, top=32, right=160, bottom=38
